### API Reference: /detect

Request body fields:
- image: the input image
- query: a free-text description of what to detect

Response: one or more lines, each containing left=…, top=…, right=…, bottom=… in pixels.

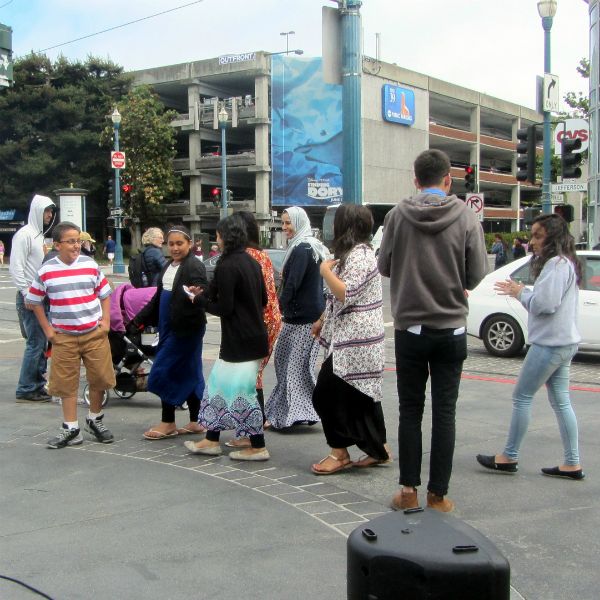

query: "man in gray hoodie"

left=378, top=149, right=488, bottom=513
left=9, top=194, right=56, bottom=402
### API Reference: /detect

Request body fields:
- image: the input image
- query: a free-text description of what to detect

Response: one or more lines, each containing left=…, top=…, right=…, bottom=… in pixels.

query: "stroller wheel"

left=114, top=388, right=136, bottom=399
left=82, top=385, right=109, bottom=407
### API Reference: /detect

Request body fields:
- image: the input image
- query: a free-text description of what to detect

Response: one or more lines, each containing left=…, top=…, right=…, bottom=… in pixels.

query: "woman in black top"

left=265, top=206, right=327, bottom=430
left=186, top=215, right=270, bottom=461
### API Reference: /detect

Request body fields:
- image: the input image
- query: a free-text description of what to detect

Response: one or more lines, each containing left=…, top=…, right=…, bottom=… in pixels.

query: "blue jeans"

left=15, top=292, right=48, bottom=396
left=395, top=328, right=467, bottom=496
left=504, top=343, right=580, bottom=465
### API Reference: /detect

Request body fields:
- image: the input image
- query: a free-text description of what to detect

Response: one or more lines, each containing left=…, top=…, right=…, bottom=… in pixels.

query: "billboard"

left=382, top=84, right=415, bottom=126
left=271, top=55, right=343, bottom=206
left=0, top=23, right=13, bottom=88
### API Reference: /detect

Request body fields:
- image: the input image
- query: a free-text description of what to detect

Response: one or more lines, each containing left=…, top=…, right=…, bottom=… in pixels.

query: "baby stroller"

left=83, top=284, right=157, bottom=407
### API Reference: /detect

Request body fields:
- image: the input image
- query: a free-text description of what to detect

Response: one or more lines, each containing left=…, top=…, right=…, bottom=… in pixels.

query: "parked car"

left=467, top=251, right=600, bottom=357
left=203, top=248, right=286, bottom=288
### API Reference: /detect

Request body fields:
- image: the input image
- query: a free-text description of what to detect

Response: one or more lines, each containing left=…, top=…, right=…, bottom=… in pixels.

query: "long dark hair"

left=530, top=213, right=582, bottom=285
left=216, top=214, right=247, bottom=256
left=332, top=204, right=373, bottom=269
left=234, top=211, right=260, bottom=249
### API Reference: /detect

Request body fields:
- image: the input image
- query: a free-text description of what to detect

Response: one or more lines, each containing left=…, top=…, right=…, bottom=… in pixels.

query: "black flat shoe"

left=541, top=466, right=585, bottom=481
left=476, top=454, right=518, bottom=473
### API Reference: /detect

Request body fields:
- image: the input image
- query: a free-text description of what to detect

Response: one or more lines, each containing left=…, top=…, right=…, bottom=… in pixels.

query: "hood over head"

left=27, top=194, right=56, bottom=238
left=397, top=192, right=466, bottom=235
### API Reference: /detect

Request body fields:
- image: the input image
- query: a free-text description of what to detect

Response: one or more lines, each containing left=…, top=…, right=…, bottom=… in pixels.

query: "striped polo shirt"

left=26, top=254, right=112, bottom=335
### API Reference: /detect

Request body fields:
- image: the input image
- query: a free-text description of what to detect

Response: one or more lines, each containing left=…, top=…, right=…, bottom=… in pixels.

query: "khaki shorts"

left=48, top=327, right=116, bottom=399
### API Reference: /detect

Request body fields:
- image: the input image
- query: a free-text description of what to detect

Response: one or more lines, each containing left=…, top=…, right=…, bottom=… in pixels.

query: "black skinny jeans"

left=394, top=328, right=467, bottom=496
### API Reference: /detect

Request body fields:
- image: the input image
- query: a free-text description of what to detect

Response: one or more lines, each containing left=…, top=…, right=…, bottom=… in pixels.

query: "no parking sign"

left=465, top=193, right=484, bottom=222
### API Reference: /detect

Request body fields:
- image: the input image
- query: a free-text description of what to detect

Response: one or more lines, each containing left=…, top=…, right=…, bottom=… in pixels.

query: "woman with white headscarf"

left=266, top=206, right=328, bottom=430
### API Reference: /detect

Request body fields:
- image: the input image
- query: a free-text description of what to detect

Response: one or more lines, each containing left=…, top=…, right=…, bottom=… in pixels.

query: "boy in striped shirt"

left=27, top=222, right=116, bottom=449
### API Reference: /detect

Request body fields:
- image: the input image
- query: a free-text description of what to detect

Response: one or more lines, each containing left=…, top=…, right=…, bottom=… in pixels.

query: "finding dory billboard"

left=271, top=56, right=343, bottom=206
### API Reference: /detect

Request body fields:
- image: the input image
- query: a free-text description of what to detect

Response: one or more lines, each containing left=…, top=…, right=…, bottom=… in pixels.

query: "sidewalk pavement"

left=1, top=310, right=599, bottom=599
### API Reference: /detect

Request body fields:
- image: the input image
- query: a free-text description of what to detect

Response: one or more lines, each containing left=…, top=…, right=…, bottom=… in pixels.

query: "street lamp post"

left=280, top=30, right=295, bottom=54
left=218, top=105, right=228, bottom=220
left=111, top=108, right=125, bottom=274
left=538, top=0, right=558, bottom=215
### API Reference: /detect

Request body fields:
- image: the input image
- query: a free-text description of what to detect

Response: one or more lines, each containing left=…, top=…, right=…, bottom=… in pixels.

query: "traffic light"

left=523, top=206, right=541, bottom=227
left=561, top=138, right=582, bottom=179
left=464, top=165, right=476, bottom=192
left=554, top=204, right=575, bottom=223
left=106, top=217, right=116, bottom=228
left=211, top=187, right=221, bottom=207
left=516, top=125, right=542, bottom=184
left=107, top=179, right=114, bottom=208
left=122, top=183, right=133, bottom=195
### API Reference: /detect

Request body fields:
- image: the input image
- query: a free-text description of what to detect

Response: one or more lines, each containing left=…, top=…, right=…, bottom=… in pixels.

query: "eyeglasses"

left=58, top=239, right=82, bottom=246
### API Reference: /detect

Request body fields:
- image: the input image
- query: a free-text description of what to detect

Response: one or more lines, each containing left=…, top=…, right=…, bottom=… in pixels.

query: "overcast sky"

left=2, top=0, right=590, bottom=110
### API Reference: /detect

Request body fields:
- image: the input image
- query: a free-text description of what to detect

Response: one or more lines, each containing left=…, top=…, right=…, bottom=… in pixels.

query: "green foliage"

left=561, top=58, right=589, bottom=119
left=0, top=53, right=131, bottom=216
left=100, top=86, right=182, bottom=225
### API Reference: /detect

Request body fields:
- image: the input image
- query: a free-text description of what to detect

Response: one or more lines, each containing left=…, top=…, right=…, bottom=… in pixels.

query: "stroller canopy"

left=110, top=283, right=156, bottom=333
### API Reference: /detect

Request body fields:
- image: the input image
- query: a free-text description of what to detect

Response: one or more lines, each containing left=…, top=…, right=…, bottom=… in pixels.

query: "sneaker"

left=85, top=415, right=114, bottom=444
left=16, top=390, right=51, bottom=403
left=426, top=491, right=455, bottom=513
left=47, top=425, right=83, bottom=449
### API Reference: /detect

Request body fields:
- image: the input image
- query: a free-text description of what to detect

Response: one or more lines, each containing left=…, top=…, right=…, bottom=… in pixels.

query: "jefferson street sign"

left=551, top=182, right=586, bottom=193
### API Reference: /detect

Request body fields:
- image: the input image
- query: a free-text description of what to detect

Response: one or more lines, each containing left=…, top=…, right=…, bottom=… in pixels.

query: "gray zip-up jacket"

left=378, top=191, right=488, bottom=330
left=9, top=195, right=56, bottom=296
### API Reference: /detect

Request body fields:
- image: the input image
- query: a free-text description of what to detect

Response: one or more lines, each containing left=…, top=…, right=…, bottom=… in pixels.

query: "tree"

left=563, top=58, right=589, bottom=119
left=101, top=85, right=181, bottom=248
left=0, top=54, right=131, bottom=223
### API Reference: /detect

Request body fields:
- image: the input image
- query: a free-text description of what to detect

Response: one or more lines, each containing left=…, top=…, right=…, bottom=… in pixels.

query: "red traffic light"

left=465, top=166, right=474, bottom=175
left=121, top=184, right=132, bottom=194
left=211, top=187, right=220, bottom=196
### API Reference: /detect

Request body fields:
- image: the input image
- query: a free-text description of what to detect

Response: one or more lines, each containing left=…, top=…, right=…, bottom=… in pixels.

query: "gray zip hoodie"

left=378, top=192, right=488, bottom=330
left=9, top=194, right=56, bottom=296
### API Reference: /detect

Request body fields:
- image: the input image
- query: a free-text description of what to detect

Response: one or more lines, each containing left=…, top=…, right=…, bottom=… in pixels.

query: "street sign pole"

left=112, top=121, right=125, bottom=274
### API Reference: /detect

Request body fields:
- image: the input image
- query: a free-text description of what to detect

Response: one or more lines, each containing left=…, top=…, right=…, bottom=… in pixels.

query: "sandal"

left=353, top=454, right=393, bottom=469
left=225, top=438, right=252, bottom=448
left=311, top=454, right=353, bottom=476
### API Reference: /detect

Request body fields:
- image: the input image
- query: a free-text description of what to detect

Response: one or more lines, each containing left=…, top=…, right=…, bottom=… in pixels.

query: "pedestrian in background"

left=477, top=214, right=585, bottom=480
left=512, top=237, right=526, bottom=260
left=140, top=227, right=168, bottom=286
left=104, top=235, right=116, bottom=266
left=310, top=204, right=389, bottom=475
left=209, top=244, right=219, bottom=257
left=193, top=238, right=204, bottom=260
left=186, top=215, right=270, bottom=460
left=491, top=234, right=508, bottom=269
left=0, top=239, right=4, bottom=265
left=265, top=206, right=327, bottom=430
left=378, top=149, right=488, bottom=512
left=9, top=194, right=56, bottom=402
left=131, top=225, right=208, bottom=440
left=226, top=211, right=282, bottom=449
left=80, top=232, right=96, bottom=257
left=27, top=221, right=115, bottom=448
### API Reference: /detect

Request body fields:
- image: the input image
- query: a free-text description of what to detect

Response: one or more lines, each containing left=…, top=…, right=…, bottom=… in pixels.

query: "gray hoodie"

left=378, top=192, right=488, bottom=330
left=9, top=194, right=56, bottom=296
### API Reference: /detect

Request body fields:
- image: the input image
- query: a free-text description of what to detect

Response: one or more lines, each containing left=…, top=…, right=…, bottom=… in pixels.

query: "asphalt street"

left=0, top=265, right=599, bottom=600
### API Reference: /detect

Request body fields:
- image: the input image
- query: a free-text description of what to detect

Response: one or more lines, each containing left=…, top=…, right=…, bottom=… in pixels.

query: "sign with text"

left=543, top=73, right=560, bottom=113
left=552, top=182, right=586, bottom=193
left=382, top=84, right=415, bottom=126
left=111, top=151, right=126, bottom=169
left=465, top=193, right=484, bottom=222
left=59, top=196, right=83, bottom=230
left=554, top=118, right=589, bottom=156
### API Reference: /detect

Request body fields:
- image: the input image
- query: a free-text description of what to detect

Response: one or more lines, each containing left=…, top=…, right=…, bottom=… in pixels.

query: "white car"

left=467, top=251, right=600, bottom=357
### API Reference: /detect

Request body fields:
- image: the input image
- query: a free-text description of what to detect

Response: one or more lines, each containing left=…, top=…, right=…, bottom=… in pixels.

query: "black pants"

left=394, top=328, right=467, bottom=496
left=161, top=392, right=200, bottom=424
left=312, top=355, right=388, bottom=461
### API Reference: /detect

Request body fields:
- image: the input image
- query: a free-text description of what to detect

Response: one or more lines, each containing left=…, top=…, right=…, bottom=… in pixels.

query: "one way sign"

left=543, top=74, right=560, bottom=113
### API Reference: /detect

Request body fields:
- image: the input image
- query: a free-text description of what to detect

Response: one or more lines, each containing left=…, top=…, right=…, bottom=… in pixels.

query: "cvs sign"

left=554, top=118, right=588, bottom=155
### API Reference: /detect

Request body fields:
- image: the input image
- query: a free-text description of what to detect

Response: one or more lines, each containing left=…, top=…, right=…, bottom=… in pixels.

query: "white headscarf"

left=281, top=206, right=328, bottom=270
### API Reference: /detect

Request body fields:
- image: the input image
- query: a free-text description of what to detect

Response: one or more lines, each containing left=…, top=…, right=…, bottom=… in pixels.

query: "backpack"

left=128, top=249, right=149, bottom=288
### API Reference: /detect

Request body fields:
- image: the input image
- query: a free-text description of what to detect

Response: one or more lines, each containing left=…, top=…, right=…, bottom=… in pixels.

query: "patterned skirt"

left=265, top=322, right=320, bottom=429
left=199, top=359, right=263, bottom=437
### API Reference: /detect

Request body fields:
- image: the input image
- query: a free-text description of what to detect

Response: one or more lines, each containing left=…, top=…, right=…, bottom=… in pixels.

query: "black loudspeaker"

left=347, top=508, right=510, bottom=600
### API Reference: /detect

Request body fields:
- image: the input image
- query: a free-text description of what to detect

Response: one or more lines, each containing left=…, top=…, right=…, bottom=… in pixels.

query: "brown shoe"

left=390, top=488, right=419, bottom=511
left=426, top=491, right=455, bottom=513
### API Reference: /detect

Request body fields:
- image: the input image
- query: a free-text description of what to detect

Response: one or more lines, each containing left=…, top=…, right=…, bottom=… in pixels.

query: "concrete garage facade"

left=132, top=52, right=545, bottom=239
